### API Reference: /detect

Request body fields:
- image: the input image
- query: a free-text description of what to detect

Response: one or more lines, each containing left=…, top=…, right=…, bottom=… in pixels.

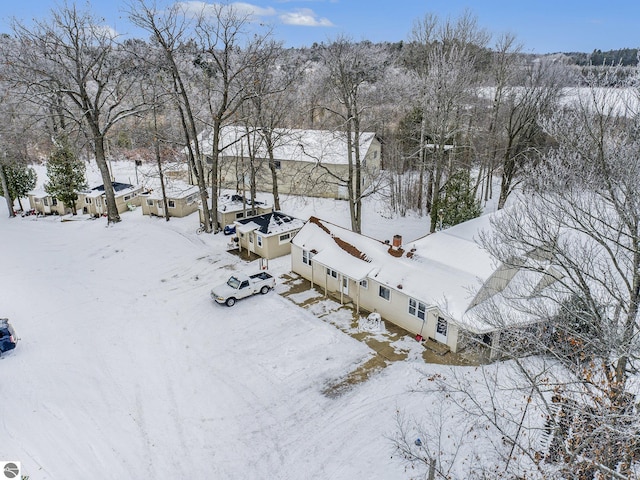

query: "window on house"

left=379, top=285, right=390, bottom=301
left=168, top=200, right=176, bottom=208
left=279, top=233, right=291, bottom=244
left=326, top=268, right=338, bottom=279
left=359, top=279, right=368, bottom=289
left=147, top=199, right=154, bottom=206
left=409, top=298, right=426, bottom=320
left=302, top=250, right=314, bottom=266
left=236, top=212, right=244, bottom=219
left=373, top=149, right=378, bottom=159
left=274, top=160, right=281, bottom=170
left=436, top=317, right=448, bottom=336
left=43, top=198, right=49, bottom=206
left=85, top=198, right=92, bottom=204
left=124, top=195, right=132, bottom=201
left=186, top=195, right=196, bottom=205
left=52, top=198, right=58, bottom=206
left=257, top=235, right=263, bottom=247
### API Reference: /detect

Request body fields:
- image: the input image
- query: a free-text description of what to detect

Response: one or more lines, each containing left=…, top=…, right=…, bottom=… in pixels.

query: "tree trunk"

left=0, top=164, right=15, bottom=217
left=153, top=105, right=170, bottom=222
left=268, top=151, right=280, bottom=211
left=94, top=133, right=120, bottom=224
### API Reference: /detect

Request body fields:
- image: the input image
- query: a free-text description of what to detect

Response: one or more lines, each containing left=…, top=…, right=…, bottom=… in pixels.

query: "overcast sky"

left=1, top=0, right=639, bottom=54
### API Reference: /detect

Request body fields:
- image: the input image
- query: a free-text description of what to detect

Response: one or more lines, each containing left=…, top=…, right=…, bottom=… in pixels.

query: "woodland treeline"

left=0, top=2, right=633, bottom=233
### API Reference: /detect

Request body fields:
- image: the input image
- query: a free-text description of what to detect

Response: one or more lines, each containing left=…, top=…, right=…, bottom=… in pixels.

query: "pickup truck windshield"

left=227, top=276, right=241, bottom=289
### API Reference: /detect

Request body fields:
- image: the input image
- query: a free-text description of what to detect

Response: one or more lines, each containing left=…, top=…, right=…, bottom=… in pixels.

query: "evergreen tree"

left=0, top=163, right=37, bottom=211
left=45, top=143, right=87, bottom=215
left=437, top=169, right=481, bottom=229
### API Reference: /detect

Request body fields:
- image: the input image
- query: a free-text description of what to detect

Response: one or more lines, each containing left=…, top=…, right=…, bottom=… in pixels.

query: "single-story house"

left=27, top=189, right=74, bottom=215
left=291, top=215, right=557, bottom=358
left=140, top=184, right=199, bottom=218
left=196, top=126, right=383, bottom=200
left=77, top=182, right=143, bottom=217
left=234, top=211, right=305, bottom=260
left=199, top=193, right=273, bottom=229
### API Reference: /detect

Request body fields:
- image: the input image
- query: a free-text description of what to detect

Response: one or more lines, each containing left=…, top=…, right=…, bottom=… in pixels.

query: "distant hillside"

left=563, top=48, right=638, bottom=66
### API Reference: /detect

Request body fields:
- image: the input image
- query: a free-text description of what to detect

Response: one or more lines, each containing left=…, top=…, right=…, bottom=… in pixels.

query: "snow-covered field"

left=0, top=161, right=494, bottom=479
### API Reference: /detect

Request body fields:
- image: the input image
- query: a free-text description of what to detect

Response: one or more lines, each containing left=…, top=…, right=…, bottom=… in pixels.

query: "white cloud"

left=177, top=2, right=277, bottom=20
left=280, top=8, right=333, bottom=27
left=229, top=2, right=277, bottom=17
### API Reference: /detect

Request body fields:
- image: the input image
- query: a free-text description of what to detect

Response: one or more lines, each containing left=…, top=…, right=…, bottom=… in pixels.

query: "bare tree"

left=493, top=58, right=565, bottom=209
left=318, top=37, right=389, bottom=233
left=474, top=33, right=522, bottom=204
left=129, top=0, right=213, bottom=230
left=401, top=71, right=640, bottom=479
left=0, top=55, right=43, bottom=217
left=239, top=43, right=304, bottom=211
left=190, top=3, right=273, bottom=232
left=7, top=4, right=146, bottom=223
left=407, top=11, right=489, bottom=232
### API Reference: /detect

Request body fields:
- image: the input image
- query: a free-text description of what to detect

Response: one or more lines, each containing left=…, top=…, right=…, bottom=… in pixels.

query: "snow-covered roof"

left=216, top=193, right=271, bottom=213
left=145, top=184, right=199, bottom=201
left=81, top=182, right=141, bottom=199
left=28, top=189, right=50, bottom=199
left=292, top=216, right=526, bottom=334
left=235, top=211, right=304, bottom=236
left=198, top=125, right=377, bottom=166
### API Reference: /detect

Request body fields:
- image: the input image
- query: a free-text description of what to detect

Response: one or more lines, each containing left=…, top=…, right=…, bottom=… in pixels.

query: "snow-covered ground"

left=0, top=161, right=497, bottom=479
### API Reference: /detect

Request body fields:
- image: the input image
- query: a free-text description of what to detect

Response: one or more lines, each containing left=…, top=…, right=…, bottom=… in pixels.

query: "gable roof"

left=198, top=125, right=377, bottom=166
left=293, top=216, right=509, bottom=333
left=235, top=211, right=305, bottom=236
left=294, top=215, right=565, bottom=334
left=82, top=182, right=141, bottom=199
left=28, top=189, right=51, bottom=199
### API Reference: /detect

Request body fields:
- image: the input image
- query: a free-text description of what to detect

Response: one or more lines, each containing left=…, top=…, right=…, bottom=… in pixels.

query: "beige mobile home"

left=28, top=190, right=75, bottom=215
left=291, top=216, right=556, bottom=358
left=196, top=126, right=382, bottom=199
left=141, top=184, right=199, bottom=218
left=234, top=211, right=304, bottom=260
left=78, top=182, right=143, bottom=217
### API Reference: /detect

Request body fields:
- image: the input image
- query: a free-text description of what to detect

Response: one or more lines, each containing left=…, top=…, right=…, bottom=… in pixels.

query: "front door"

left=157, top=201, right=165, bottom=218
left=341, top=276, right=349, bottom=296
left=435, top=316, right=448, bottom=344
left=96, top=197, right=104, bottom=215
left=248, top=232, right=255, bottom=253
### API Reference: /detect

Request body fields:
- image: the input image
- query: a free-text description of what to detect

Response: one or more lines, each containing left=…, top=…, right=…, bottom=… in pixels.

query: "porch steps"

left=422, top=338, right=450, bottom=356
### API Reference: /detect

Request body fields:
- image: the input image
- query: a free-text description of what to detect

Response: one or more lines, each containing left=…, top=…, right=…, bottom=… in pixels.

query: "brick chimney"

left=388, top=234, right=404, bottom=257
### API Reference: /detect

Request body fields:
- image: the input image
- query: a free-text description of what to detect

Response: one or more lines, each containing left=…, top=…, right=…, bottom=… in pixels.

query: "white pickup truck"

left=211, top=272, right=275, bottom=307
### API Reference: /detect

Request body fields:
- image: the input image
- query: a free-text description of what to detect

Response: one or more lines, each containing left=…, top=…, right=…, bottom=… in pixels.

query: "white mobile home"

left=291, top=216, right=555, bottom=357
